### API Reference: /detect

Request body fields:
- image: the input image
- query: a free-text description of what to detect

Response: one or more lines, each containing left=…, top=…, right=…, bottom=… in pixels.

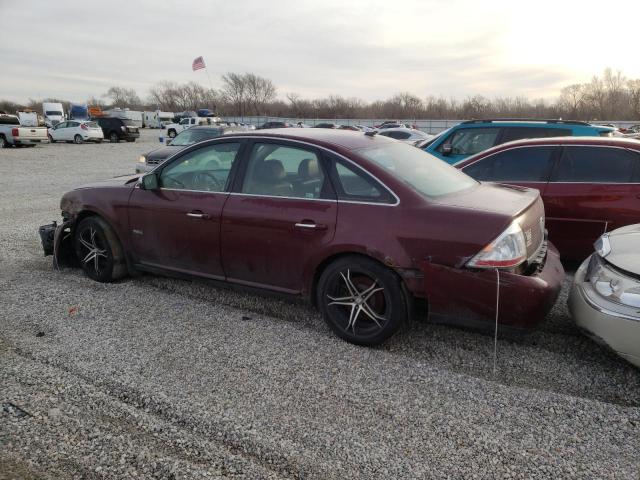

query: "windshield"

left=172, top=128, right=222, bottom=146
left=356, top=142, right=477, bottom=197
left=46, top=110, right=63, bottom=116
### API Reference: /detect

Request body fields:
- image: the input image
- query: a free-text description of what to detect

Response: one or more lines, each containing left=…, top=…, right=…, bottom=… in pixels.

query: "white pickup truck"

left=0, top=114, right=49, bottom=148
left=165, top=116, right=221, bottom=138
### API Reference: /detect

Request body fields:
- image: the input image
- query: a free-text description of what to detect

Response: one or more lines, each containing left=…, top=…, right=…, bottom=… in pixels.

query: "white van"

left=42, top=102, right=65, bottom=127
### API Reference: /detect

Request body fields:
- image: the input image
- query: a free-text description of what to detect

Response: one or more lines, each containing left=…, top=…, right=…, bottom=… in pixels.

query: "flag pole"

left=204, top=67, right=214, bottom=92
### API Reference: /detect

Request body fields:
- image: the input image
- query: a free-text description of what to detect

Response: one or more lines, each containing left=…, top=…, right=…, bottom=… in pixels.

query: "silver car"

left=569, top=224, right=640, bottom=368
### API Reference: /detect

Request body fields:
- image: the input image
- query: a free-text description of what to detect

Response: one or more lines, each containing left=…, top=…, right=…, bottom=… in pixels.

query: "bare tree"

left=221, top=73, right=248, bottom=116
left=245, top=73, right=276, bottom=115
left=103, top=86, right=141, bottom=109
left=558, top=84, right=585, bottom=118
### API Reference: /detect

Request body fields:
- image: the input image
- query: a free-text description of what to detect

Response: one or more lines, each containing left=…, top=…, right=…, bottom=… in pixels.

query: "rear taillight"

left=466, top=221, right=527, bottom=269
left=81, top=124, right=88, bottom=130
left=11, top=128, right=18, bottom=136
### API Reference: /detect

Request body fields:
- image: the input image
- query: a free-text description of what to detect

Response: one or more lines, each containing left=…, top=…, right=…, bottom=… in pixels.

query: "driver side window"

left=160, top=142, right=241, bottom=192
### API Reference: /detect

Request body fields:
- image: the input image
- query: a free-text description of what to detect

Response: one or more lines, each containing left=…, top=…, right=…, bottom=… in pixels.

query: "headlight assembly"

left=586, top=255, right=640, bottom=308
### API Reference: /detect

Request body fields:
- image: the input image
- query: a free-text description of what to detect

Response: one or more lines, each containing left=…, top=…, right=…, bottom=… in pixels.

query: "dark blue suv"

left=422, top=119, right=615, bottom=164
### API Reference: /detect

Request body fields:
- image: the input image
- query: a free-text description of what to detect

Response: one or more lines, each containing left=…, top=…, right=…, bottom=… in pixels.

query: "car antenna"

left=364, top=130, right=377, bottom=136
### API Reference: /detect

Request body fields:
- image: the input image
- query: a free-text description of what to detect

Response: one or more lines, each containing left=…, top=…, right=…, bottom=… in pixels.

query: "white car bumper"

left=568, top=255, right=640, bottom=368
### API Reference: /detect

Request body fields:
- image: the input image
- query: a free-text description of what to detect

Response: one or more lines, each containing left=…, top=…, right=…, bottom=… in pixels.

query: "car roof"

left=224, top=128, right=396, bottom=150
left=459, top=136, right=640, bottom=165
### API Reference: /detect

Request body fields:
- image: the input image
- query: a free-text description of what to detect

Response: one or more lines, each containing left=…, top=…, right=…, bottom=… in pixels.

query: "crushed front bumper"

left=568, top=255, right=640, bottom=368
left=38, top=220, right=76, bottom=268
left=421, top=242, right=564, bottom=330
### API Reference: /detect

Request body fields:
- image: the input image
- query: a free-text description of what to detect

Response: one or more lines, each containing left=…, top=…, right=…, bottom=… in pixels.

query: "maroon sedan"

left=456, top=137, right=640, bottom=261
left=40, top=129, right=563, bottom=345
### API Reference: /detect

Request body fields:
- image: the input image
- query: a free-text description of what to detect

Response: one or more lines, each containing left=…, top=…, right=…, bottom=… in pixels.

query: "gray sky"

left=1, top=0, right=639, bottom=104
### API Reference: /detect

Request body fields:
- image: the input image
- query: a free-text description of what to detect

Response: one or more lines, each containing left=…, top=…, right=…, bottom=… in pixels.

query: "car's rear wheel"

left=74, top=216, right=127, bottom=283
left=317, top=255, right=408, bottom=346
left=109, top=132, right=119, bottom=143
left=0, top=135, right=8, bottom=148
left=74, top=134, right=83, bottom=144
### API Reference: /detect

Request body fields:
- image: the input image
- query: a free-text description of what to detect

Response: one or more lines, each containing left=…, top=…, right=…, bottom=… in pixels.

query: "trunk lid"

left=433, top=182, right=545, bottom=260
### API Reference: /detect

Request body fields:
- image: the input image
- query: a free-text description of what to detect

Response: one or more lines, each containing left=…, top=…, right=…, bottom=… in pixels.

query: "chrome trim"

left=295, top=222, right=318, bottom=229
left=227, top=192, right=335, bottom=202
left=576, top=283, right=640, bottom=323
left=186, top=212, right=207, bottom=218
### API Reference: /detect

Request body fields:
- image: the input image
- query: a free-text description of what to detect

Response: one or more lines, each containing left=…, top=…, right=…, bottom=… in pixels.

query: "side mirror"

left=140, top=173, right=159, bottom=190
left=165, top=138, right=172, bottom=145
left=441, top=144, right=453, bottom=155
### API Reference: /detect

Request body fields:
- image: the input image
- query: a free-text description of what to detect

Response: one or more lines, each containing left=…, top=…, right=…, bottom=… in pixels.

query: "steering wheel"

left=193, top=171, right=223, bottom=191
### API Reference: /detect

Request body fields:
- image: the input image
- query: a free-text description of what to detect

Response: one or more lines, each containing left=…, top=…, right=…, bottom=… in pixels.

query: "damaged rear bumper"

left=422, top=242, right=564, bottom=330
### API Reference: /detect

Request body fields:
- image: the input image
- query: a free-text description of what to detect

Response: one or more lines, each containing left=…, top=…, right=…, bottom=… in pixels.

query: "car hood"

left=75, top=174, right=141, bottom=190
left=146, top=145, right=184, bottom=161
left=606, top=224, right=640, bottom=276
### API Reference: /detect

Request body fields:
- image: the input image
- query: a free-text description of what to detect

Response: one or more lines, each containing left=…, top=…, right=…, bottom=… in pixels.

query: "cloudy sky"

left=1, top=0, right=639, bottom=104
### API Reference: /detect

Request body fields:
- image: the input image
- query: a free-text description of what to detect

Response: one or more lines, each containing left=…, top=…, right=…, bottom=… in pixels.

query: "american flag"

left=192, top=56, right=206, bottom=71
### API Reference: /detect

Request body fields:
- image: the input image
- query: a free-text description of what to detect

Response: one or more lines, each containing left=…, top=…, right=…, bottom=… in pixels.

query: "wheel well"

left=310, top=252, right=406, bottom=307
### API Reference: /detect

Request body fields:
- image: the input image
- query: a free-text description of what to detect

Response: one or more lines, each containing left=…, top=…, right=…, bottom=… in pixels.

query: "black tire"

left=0, top=135, right=8, bottom=148
left=316, top=255, right=408, bottom=346
left=96, top=139, right=103, bottom=144
left=109, top=132, right=119, bottom=143
left=126, top=139, right=135, bottom=142
left=74, top=134, right=83, bottom=144
left=74, top=216, right=127, bottom=283
left=168, top=129, right=176, bottom=138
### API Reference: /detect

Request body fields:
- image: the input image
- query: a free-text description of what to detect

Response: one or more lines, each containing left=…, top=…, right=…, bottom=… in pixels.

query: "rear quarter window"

left=553, top=146, right=637, bottom=183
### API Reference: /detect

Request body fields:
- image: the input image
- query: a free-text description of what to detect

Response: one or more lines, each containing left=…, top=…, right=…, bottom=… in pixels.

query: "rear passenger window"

left=464, top=147, right=556, bottom=182
left=332, top=160, right=393, bottom=203
left=441, top=128, right=500, bottom=155
left=553, top=147, right=636, bottom=183
left=242, top=143, right=327, bottom=199
left=500, top=127, right=571, bottom=143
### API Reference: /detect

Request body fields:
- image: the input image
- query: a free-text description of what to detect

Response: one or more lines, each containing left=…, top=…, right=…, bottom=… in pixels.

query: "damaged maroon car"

left=39, top=129, right=564, bottom=345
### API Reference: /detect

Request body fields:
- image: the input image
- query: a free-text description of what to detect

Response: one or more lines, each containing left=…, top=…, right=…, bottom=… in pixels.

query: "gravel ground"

left=0, top=131, right=638, bottom=479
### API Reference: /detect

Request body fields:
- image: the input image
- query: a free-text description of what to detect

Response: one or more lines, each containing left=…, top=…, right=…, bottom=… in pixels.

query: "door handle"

left=295, top=222, right=327, bottom=230
left=186, top=211, right=210, bottom=219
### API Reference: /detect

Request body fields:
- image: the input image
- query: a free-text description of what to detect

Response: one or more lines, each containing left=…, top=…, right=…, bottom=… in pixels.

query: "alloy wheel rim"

left=326, top=269, right=388, bottom=336
left=78, top=227, right=108, bottom=274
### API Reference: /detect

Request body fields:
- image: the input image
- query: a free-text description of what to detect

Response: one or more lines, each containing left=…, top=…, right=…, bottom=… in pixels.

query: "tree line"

left=2, top=68, right=640, bottom=120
